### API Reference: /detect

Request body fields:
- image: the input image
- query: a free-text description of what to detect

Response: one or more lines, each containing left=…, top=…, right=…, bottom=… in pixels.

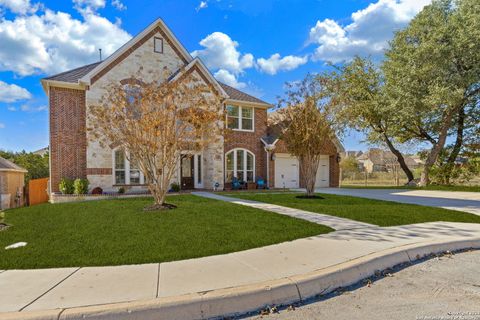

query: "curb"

left=1, top=238, right=479, bottom=320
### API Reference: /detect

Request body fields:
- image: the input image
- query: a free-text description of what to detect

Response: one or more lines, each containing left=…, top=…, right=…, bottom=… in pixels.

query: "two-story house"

left=41, top=18, right=341, bottom=193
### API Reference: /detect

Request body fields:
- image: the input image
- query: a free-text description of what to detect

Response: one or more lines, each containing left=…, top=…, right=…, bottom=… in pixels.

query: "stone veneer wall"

left=83, top=30, right=224, bottom=192
left=49, top=87, right=86, bottom=192
left=224, top=108, right=268, bottom=187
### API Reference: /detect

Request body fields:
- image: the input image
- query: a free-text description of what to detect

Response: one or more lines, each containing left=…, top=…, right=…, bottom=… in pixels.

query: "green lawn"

left=0, top=195, right=332, bottom=269
left=341, top=185, right=480, bottom=192
left=228, top=192, right=480, bottom=227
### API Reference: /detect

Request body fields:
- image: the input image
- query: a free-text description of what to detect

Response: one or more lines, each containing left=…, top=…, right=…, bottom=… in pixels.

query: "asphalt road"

left=245, top=250, right=480, bottom=320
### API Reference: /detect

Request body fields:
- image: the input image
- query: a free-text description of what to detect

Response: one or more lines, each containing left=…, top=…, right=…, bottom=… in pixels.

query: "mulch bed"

left=295, top=195, right=325, bottom=200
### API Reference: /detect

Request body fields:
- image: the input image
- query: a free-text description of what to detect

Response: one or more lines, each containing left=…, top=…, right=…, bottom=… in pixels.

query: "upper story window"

left=226, top=105, right=254, bottom=131
left=113, top=149, right=145, bottom=185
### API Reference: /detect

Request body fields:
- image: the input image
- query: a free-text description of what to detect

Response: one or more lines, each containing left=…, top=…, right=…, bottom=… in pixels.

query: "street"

left=246, top=250, right=480, bottom=320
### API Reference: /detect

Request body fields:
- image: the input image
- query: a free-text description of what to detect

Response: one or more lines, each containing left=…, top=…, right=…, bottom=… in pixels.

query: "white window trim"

left=225, top=148, right=256, bottom=182
left=112, top=148, right=145, bottom=185
left=226, top=105, right=255, bottom=132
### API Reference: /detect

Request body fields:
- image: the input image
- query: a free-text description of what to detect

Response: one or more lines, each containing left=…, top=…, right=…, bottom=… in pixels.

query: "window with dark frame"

left=154, top=37, right=163, bottom=53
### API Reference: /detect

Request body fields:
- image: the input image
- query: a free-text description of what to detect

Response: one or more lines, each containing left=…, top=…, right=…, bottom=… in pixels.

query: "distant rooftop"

left=0, top=157, right=27, bottom=173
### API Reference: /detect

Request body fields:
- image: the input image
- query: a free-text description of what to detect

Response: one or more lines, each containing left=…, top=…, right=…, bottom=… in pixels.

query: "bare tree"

left=277, top=75, right=335, bottom=197
left=89, top=69, right=224, bottom=210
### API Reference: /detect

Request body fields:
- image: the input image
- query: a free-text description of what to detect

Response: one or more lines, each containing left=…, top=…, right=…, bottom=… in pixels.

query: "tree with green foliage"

left=383, top=0, right=480, bottom=186
left=325, top=57, right=415, bottom=183
left=340, top=156, right=360, bottom=179
left=0, top=150, right=49, bottom=183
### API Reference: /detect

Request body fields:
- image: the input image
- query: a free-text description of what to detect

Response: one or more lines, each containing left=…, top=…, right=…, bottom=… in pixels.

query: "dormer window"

left=154, top=37, right=163, bottom=53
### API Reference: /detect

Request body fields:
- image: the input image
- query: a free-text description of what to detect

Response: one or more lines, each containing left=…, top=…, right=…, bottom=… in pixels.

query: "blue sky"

left=0, top=0, right=430, bottom=152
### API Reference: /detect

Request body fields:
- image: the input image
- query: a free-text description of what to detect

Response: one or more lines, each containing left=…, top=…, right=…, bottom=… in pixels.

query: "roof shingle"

left=0, top=157, right=27, bottom=172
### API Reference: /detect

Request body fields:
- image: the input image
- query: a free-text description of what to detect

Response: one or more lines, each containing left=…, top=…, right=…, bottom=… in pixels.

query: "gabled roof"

left=220, top=83, right=270, bottom=106
left=0, top=157, right=27, bottom=173
left=43, top=60, right=270, bottom=105
left=41, top=18, right=270, bottom=106
left=44, top=62, right=101, bottom=83
left=80, top=18, right=192, bottom=86
left=169, top=58, right=228, bottom=99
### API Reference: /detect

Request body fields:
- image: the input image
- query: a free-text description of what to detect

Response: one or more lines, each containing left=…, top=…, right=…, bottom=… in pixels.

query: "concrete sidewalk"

left=310, top=188, right=480, bottom=215
left=192, top=191, right=374, bottom=230
left=1, top=221, right=480, bottom=318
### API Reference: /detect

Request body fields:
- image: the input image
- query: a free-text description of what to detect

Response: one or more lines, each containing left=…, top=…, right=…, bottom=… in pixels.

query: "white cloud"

left=192, top=31, right=255, bottom=89
left=0, top=80, right=31, bottom=102
left=20, top=104, right=47, bottom=112
left=309, top=0, right=431, bottom=63
left=73, top=0, right=106, bottom=12
left=111, top=0, right=126, bottom=11
left=196, top=1, right=207, bottom=12
left=0, top=7, right=131, bottom=76
left=0, top=123, right=5, bottom=129
left=257, top=53, right=308, bottom=75
left=214, top=69, right=246, bottom=89
left=0, top=0, right=39, bottom=14
left=192, top=32, right=254, bottom=74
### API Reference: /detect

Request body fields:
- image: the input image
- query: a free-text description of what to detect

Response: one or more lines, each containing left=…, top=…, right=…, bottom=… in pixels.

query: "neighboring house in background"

left=341, top=151, right=363, bottom=159
left=357, top=148, right=419, bottom=174
left=33, top=147, right=49, bottom=157
left=410, top=155, right=424, bottom=166
left=0, top=157, right=27, bottom=209
left=41, top=18, right=342, bottom=193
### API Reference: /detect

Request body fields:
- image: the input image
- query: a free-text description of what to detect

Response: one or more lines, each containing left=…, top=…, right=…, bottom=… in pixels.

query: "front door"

left=181, top=155, right=195, bottom=190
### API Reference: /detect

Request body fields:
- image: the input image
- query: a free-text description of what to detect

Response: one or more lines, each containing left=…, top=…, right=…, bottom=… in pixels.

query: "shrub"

left=73, top=179, right=89, bottom=195
left=170, top=183, right=180, bottom=192
left=59, top=178, right=74, bottom=194
left=118, top=187, right=126, bottom=194
left=91, top=187, right=103, bottom=195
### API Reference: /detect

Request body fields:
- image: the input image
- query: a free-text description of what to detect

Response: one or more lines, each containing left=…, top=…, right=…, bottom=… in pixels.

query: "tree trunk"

left=444, top=106, right=465, bottom=184
left=419, top=107, right=456, bottom=186
left=300, top=155, right=320, bottom=197
left=382, top=132, right=414, bottom=183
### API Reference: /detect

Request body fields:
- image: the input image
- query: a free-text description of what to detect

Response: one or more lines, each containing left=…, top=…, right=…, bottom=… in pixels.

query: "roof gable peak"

left=79, top=17, right=193, bottom=86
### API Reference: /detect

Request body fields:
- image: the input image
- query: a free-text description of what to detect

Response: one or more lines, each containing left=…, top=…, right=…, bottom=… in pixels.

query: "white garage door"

left=315, top=155, right=330, bottom=187
left=274, top=154, right=299, bottom=188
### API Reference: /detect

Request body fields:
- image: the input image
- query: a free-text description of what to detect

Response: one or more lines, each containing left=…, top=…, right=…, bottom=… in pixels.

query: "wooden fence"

left=28, top=177, right=49, bottom=206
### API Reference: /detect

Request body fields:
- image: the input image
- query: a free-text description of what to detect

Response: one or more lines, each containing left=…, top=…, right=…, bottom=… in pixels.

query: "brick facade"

left=49, top=87, right=87, bottom=192
left=224, top=108, right=268, bottom=186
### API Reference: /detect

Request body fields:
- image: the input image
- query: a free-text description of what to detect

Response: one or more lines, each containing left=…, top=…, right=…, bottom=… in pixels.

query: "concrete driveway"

left=312, top=188, right=480, bottom=216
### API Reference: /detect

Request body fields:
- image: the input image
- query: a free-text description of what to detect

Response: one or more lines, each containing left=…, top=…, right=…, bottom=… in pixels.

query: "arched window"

left=124, top=84, right=142, bottom=119
left=113, top=148, right=144, bottom=185
left=225, top=149, right=255, bottom=182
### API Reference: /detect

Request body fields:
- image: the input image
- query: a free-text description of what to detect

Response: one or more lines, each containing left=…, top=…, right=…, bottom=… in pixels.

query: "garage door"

left=274, top=154, right=299, bottom=188
left=315, top=155, right=330, bottom=187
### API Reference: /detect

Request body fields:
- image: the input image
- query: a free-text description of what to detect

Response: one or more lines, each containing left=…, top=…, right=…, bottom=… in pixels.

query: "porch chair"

left=232, top=177, right=242, bottom=190
left=256, top=176, right=267, bottom=189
